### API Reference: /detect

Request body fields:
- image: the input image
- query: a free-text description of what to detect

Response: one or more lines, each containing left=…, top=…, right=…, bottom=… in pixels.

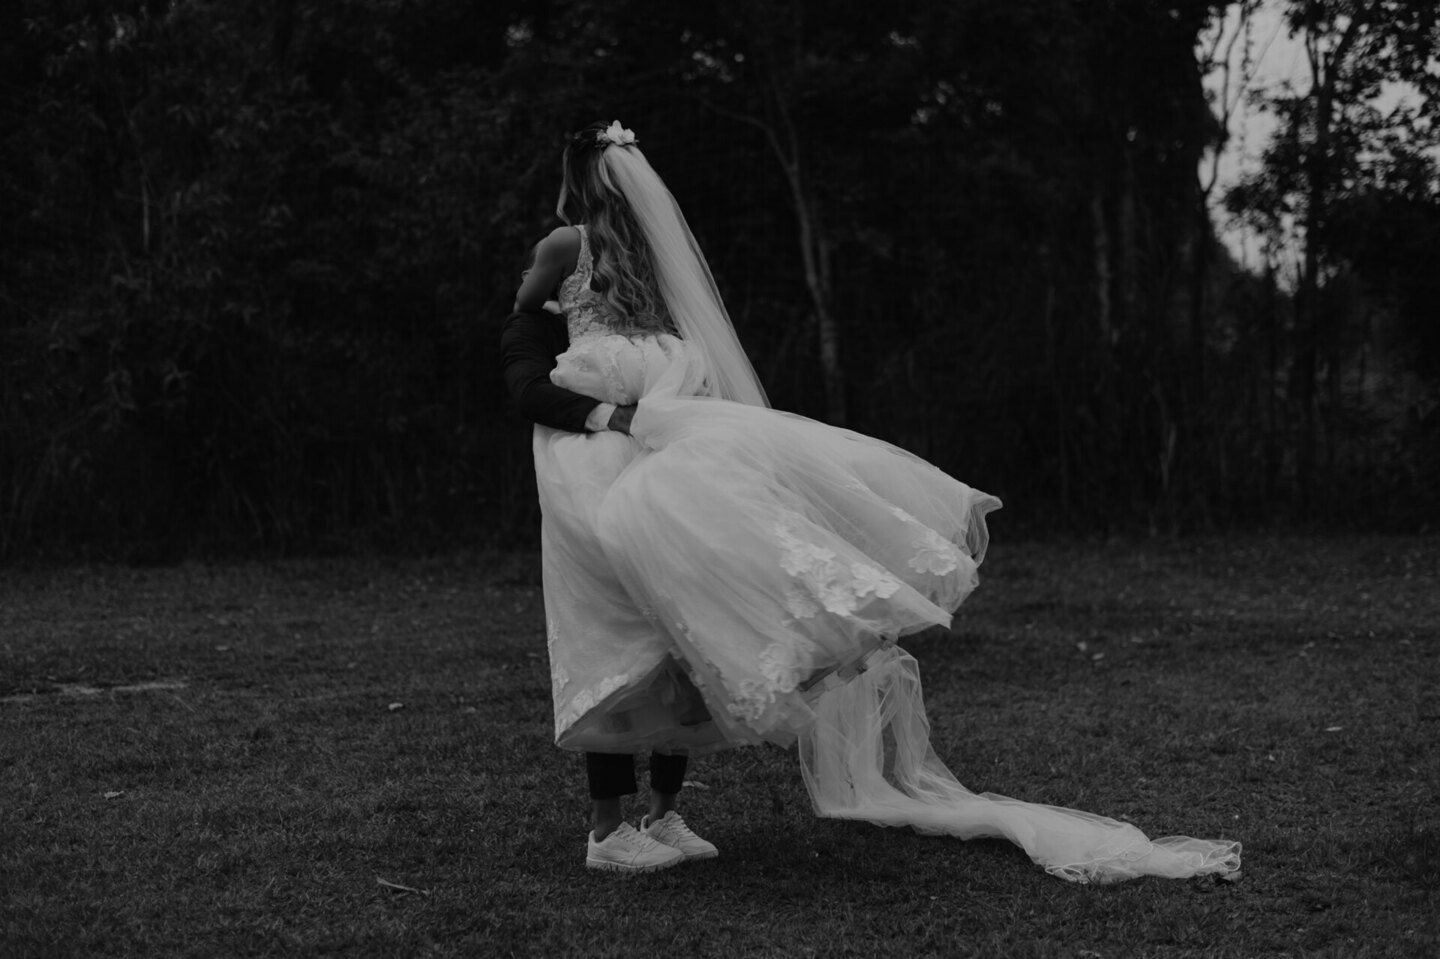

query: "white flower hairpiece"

left=597, top=120, right=637, bottom=147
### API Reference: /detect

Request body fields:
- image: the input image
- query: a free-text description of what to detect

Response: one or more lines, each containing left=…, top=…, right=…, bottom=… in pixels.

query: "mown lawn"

left=2, top=537, right=1437, bottom=958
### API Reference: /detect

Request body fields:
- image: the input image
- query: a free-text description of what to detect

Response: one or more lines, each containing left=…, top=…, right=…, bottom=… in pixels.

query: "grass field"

left=2, top=536, right=1437, bottom=958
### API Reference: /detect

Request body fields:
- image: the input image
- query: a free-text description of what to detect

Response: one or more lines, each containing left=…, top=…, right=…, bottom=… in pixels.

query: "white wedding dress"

left=533, top=225, right=1241, bottom=883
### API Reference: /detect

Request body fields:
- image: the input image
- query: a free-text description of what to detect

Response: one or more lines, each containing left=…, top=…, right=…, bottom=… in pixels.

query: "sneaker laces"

left=656, top=812, right=698, bottom=841
left=614, top=822, right=664, bottom=850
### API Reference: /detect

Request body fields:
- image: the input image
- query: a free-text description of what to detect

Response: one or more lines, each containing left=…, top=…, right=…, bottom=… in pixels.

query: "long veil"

left=600, top=146, right=768, bottom=408
left=802, top=646, right=1242, bottom=882
left=596, top=140, right=1241, bottom=884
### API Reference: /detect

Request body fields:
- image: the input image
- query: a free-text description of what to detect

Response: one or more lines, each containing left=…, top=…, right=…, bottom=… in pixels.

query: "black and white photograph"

left=2, top=0, right=1437, bottom=955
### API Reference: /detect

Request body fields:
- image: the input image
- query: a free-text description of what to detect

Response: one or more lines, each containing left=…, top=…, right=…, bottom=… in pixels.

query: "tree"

left=1196, top=1, right=1266, bottom=395
left=1227, top=0, right=1440, bottom=509
left=677, top=0, right=933, bottom=427
left=4, top=0, right=1433, bottom=558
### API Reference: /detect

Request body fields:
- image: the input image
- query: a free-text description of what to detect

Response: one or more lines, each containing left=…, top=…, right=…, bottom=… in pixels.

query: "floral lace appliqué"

left=758, top=641, right=810, bottom=695
left=888, top=506, right=962, bottom=576
left=909, top=529, right=961, bottom=576
left=783, top=585, right=820, bottom=620
left=546, top=619, right=570, bottom=703
left=722, top=629, right=817, bottom=729
left=727, top=679, right=771, bottom=724
left=775, top=518, right=902, bottom=616
left=555, top=672, right=629, bottom=737
left=852, top=562, right=902, bottom=598
left=557, top=227, right=615, bottom=343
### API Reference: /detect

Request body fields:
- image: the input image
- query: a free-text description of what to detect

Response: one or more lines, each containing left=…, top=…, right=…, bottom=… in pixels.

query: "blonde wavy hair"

left=556, top=122, right=673, bottom=334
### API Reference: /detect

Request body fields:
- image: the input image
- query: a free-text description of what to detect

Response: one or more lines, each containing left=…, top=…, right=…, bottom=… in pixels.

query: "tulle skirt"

left=534, top=380, right=997, bottom=753
left=596, top=392, right=999, bottom=747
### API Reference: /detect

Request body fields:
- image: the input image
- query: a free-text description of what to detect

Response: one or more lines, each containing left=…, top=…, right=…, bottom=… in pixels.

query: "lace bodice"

left=557, top=225, right=625, bottom=343
left=550, top=224, right=702, bottom=405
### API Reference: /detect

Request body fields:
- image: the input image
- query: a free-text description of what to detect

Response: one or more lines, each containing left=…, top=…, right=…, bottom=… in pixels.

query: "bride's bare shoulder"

left=542, top=225, right=581, bottom=260
left=514, top=226, right=583, bottom=311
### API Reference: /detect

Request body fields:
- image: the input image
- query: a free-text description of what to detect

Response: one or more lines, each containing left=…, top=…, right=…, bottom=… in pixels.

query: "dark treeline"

left=1, top=0, right=1437, bottom=560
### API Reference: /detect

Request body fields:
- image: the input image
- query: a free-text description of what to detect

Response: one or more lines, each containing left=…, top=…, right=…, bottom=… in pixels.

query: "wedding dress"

left=532, top=149, right=1240, bottom=883
left=535, top=224, right=996, bottom=753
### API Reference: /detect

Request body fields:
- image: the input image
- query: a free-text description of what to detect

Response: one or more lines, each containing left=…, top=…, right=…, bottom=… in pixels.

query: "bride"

left=513, top=120, right=1241, bottom=882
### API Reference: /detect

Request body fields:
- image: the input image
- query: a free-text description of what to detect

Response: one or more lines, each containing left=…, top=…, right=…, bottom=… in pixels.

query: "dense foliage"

left=1, top=0, right=1436, bottom=559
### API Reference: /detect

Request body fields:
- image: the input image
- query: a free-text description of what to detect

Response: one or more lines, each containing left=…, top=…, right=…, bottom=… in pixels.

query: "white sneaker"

left=586, top=822, right=685, bottom=873
left=641, top=811, right=719, bottom=861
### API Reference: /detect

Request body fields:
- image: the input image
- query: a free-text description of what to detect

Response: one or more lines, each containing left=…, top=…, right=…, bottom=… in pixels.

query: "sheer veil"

left=599, top=145, right=769, bottom=408
left=801, top=645, right=1242, bottom=882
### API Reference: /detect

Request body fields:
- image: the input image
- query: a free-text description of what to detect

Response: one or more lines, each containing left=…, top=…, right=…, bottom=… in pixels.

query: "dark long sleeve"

left=500, top=309, right=601, bottom=434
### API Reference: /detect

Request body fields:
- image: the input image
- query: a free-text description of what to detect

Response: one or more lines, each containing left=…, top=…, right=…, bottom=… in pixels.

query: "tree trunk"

left=784, top=169, right=843, bottom=424
left=699, top=61, right=846, bottom=425
left=1090, top=190, right=1114, bottom=358
left=1118, top=148, right=1139, bottom=336
left=1264, top=256, right=1280, bottom=503
left=1295, top=0, right=1373, bottom=513
left=771, top=92, right=844, bottom=426
left=1189, top=203, right=1209, bottom=398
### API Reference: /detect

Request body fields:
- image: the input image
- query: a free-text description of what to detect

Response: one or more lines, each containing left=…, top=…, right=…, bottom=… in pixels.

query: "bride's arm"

left=513, top=226, right=580, bottom=312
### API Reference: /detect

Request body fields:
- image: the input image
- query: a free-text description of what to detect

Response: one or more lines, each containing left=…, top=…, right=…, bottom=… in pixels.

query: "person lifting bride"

left=500, top=119, right=1240, bottom=882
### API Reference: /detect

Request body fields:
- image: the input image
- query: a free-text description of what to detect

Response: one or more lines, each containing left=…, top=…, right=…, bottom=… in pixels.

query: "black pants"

left=586, top=752, right=687, bottom=800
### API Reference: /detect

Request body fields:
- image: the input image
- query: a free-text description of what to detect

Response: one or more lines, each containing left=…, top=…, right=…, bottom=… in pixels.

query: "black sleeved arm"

left=500, top=310, right=601, bottom=434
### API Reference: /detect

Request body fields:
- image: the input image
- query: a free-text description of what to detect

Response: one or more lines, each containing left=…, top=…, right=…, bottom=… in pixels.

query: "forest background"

left=1, top=0, right=1437, bottom=561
